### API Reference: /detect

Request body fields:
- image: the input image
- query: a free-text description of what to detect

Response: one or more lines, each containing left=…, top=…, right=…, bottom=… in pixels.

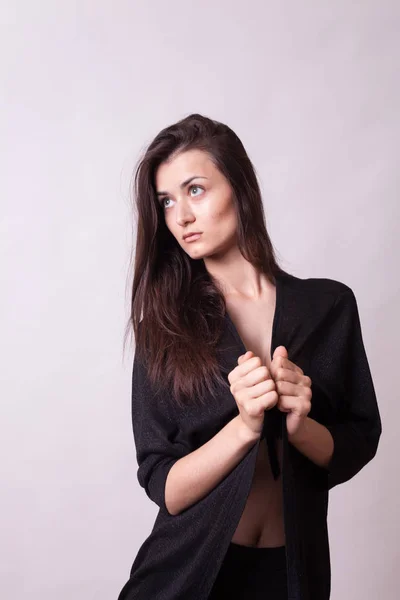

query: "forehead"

left=155, top=149, right=215, bottom=187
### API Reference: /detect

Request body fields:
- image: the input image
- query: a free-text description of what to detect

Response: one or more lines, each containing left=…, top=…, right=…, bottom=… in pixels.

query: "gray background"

left=1, top=1, right=398, bottom=598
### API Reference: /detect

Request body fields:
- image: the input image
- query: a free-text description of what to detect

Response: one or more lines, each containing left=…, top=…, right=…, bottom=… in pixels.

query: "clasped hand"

left=229, top=346, right=312, bottom=438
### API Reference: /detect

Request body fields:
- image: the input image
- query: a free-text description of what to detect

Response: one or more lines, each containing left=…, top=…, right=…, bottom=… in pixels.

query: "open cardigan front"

left=118, top=270, right=382, bottom=600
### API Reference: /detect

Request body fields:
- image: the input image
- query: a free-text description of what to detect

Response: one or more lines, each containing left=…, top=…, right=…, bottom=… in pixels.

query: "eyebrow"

left=156, top=176, right=209, bottom=196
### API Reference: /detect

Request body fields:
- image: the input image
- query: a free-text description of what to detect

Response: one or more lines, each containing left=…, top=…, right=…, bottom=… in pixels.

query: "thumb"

left=273, top=346, right=288, bottom=360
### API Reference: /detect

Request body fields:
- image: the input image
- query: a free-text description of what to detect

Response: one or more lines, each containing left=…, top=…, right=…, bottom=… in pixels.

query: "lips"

left=183, top=232, right=202, bottom=241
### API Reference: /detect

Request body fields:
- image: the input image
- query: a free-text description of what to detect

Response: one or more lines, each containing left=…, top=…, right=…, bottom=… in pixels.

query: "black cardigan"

left=118, top=270, right=382, bottom=600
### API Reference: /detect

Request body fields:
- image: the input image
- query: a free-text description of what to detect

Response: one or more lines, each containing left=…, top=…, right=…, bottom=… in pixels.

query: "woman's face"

left=155, top=149, right=238, bottom=259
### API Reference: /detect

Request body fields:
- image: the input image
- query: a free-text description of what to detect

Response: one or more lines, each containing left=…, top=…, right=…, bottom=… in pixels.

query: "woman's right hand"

left=228, top=351, right=278, bottom=438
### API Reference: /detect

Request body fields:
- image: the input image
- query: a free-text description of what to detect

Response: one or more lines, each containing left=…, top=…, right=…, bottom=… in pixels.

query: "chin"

left=186, top=248, right=207, bottom=260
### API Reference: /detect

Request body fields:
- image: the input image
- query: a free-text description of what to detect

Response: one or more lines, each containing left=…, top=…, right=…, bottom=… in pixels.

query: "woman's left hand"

left=269, top=346, right=312, bottom=437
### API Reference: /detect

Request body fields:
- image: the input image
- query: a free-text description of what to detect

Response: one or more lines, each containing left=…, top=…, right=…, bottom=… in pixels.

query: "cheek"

left=209, top=204, right=237, bottom=232
left=209, top=209, right=224, bottom=220
left=207, top=195, right=236, bottom=222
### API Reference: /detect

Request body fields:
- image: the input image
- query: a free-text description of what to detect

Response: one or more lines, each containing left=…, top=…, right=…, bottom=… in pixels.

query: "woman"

left=118, top=113, right=382, bottom=600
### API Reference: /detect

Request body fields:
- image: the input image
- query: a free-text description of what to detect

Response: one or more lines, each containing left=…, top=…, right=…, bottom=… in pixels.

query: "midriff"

left=230, top=434, right=285, bottom=548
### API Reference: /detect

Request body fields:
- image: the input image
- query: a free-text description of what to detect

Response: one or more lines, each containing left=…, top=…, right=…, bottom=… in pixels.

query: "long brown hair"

left=124, top=113, right=285, bottom=408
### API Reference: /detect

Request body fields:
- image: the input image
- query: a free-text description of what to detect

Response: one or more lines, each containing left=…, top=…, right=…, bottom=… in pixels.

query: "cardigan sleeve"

left=324, top=288, right=382, bottom=490
left=131, top=348, right=190, bottom=513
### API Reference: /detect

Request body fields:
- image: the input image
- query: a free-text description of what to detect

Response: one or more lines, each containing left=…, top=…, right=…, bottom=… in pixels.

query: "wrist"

left=288, top=417, right=309, bottom=444
left=235, top=415, right=262, bottom=446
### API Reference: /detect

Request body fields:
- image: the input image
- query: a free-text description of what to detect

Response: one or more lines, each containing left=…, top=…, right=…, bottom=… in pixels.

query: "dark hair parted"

left=124, top=113, right=285, bottom=408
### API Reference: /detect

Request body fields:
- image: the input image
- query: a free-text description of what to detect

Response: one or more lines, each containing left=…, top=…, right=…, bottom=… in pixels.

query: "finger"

left=238, top=351, right=254, bottom=365
left=274, top=367, right=300, bottom=384
left=277, top=395, right=310, bottom=416
left=271, top=355, right=296, bottom=375
left=250, top=389, right=279, bottom=415
left=286, top=359, right=303, bottom=375
left=246, top=376, right=276, bottom=399
left=275, top=368, right=310, bottom=389
left=229, top=352, right=257, bottom=386
left=236, top=354, right=264, bottom=378
left=276, top=381, right=297, bottom=396
left=284, top=359, right=303, bottom=375
left=243, top=364, right=273, bottom=386
left=274, top=356, right=303, bottom=375
left=275, top=380, right=312, bottom=399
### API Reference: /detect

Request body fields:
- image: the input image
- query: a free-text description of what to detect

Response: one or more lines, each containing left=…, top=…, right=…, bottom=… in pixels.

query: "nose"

left=175, top=198, right=195, bottom=227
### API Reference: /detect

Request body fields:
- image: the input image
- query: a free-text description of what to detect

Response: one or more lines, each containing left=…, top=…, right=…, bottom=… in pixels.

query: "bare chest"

left=225, top=293, right=276, bottom=369
left=226, top=288, right=285, bottom=547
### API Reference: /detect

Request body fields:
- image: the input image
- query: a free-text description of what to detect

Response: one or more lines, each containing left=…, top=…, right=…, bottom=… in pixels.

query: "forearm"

left=165, top=415, right=260, bottom=516
left=288, top=416, right=334, bottom=469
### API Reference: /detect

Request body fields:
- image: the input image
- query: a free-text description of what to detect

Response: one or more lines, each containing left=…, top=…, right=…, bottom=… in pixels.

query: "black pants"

left=208, top=542, right=288, bottom=600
